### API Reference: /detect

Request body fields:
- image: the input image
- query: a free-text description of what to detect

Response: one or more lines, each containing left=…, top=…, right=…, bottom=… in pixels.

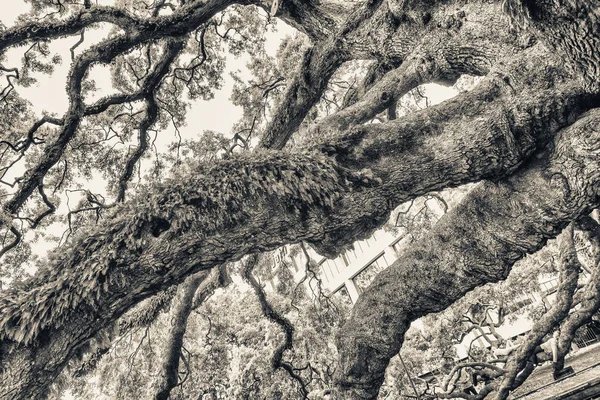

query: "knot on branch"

left=150, top=217, right=171, bottom=238
left=314, top=126, right=368, bottom=163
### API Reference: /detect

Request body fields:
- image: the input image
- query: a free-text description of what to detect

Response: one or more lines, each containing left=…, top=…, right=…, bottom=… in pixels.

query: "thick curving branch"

left=334, top=108, right=600, bottom=399
left=0, top=81, right=594, bottom=398
left=258, top=0, right=526, bottom=151
left=313, top=7, right=524, bottom=137
left=242, top=254, right=309, bottom=398
left=0, top=6, right=141, bottom=52
left=0, top=36, right=595, bottom=400
left=0, top=0, right=246, bottom=53
left=258, top=0, right=386, bottom=150
left=309, top=49, right=593, bottom=255
left=311, top=42, right=483, bottom=137
left=552, top=215, right=600, bottom=375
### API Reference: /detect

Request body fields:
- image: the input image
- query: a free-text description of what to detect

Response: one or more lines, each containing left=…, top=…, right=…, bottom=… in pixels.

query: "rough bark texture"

left=258, top=0, right=385, bottom=150
left=505, top=0, right=600, bottom=87
left=1, top=1, right=600, bottom=399
left=152, top=272, right=208, bottom=400
left=335, top=109, right=600, bottom=399
left=0, top=50, right=595, bottom=400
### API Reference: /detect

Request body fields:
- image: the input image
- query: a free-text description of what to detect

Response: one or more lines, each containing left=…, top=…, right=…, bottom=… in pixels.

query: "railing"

left=574, top=323, right=600, bottom=348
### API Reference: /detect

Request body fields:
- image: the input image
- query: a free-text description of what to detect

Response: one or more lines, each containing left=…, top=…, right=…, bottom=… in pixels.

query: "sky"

left=1, top=1, right=294, bottom=141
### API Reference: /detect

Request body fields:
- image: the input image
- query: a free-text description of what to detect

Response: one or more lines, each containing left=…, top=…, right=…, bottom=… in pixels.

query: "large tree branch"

left=261, top=0, right=350, bottom=41
left=334, top=108, right=600, bottom=399
left=257, top=42, right=346, bottom=150
left=504, top=0, right=600, bottom=87
left=310, top=50, right=592, bottom=254
left=258, top=0, right=386, bottom=150
left=0, top=6, right=141, bottom=52
left=242, top=254, right=308, bottom=398
left=259, top=0, right=526, bottom=152
left=312, top=0, right=526, bottom=135
left=312, top=39, right=490, bottom=136
left=0, top=45, right=594, bottom=399
left=0, top=0, right=247, bottom=53
left=553, top=215, right=600, bottom=374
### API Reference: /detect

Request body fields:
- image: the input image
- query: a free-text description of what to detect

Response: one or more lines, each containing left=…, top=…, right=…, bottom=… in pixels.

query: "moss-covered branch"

left=151, top=271, right=208, bottom=400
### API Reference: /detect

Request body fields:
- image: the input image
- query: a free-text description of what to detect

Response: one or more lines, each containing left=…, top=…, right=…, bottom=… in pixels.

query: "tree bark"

left=258, top=0, right=385, bottom=150
left=334, top=109, right=600, bottom=399
left=1, top=2, right=600, bottom=398
left=493, top=224, right=581, bottom=399
left=151, top=271, right=208, bottom=400
left=553, top=216, right=600, bottom=375
left=0, top=50, right=594, bottom=398
left=505, top=0, right=600, bottom=87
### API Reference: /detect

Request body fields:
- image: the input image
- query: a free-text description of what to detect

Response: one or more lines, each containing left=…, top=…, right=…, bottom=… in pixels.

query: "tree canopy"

left=1, top=0, right=600, bottom=399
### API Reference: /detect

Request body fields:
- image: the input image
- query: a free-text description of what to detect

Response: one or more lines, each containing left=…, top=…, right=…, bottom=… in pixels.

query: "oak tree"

left=1, top=0, right=600, bottom=399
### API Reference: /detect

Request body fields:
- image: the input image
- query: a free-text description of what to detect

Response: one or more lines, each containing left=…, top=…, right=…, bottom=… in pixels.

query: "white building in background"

left=267, top=221, right=420, bottom=305
left=268, top=195, right=449, bottom=303
left=313, top=229, right=406, bottom=303
left=267, top=206, right=600, bottom=364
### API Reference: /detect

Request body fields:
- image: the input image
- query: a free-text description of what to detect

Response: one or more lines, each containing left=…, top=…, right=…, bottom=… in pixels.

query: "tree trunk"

left=0, top=55, right=594, bottom=398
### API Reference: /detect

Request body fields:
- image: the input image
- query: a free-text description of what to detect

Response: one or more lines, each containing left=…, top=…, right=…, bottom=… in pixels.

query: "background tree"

left=1, top=1, right=600, bottom=399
